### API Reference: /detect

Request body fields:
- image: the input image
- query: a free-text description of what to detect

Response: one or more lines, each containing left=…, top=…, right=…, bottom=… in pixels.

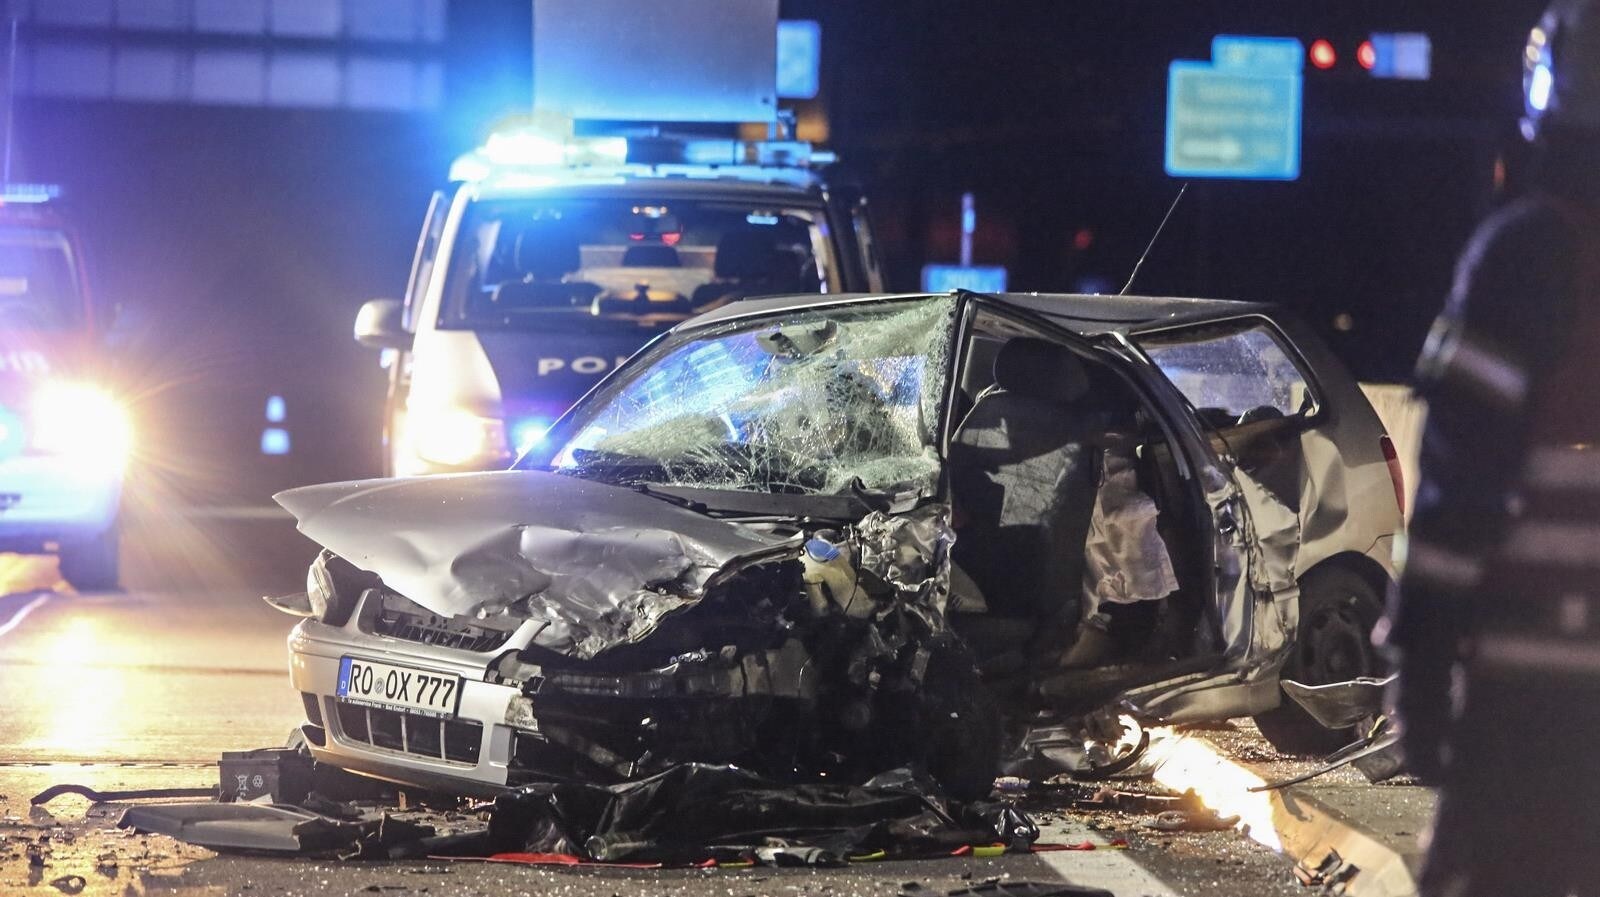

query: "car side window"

left=1137, top=321, right=1315, bottom=423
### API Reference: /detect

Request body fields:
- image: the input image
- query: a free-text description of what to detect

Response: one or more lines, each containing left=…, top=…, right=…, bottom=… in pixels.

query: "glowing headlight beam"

left=30, top=381, right=133, bottom=469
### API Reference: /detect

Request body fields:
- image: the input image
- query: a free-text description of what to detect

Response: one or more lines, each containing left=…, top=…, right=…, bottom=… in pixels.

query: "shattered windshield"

left=536, top=297, right=957, bottom=497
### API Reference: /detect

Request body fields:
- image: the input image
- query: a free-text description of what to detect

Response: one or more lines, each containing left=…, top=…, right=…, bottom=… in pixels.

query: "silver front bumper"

left=288, top=615, right=527, bottom=797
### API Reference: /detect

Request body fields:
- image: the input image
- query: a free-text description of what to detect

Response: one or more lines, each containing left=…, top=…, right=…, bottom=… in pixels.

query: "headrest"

left=621, top=244, right=682, bottom=268
left=513, top=222, right=581, bottom=281
left=713, top=228, right=778, bottom=279
left=992, top=338, right=1091, bottom=404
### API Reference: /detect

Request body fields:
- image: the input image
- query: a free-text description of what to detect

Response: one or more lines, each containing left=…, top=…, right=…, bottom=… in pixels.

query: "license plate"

left=336, top=657, right=461, bottom=718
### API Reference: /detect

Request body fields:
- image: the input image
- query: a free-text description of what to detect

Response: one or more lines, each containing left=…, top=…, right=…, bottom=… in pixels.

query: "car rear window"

left=1137, top=321, right=1314, bottom=422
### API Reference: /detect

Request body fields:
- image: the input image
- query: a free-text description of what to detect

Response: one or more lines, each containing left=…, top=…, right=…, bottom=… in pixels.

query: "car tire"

left=917, top=644, right=1003, bottom=801
left=1254, top=565, right=1385, bottom=756
left=59, top=526, right=121, bottom=592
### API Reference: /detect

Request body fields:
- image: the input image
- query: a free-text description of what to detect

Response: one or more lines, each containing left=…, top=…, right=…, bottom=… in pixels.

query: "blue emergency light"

left=0, top=184, right=61, bottom=205
left=449, top=127, right=836, bottom=187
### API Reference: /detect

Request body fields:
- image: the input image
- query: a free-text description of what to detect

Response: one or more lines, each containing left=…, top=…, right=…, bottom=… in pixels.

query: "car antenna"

left=1119, top=182, right=1189, bottom=296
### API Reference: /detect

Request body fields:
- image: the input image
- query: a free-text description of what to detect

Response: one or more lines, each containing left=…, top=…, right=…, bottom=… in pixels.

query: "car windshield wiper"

left=846, top=477, right=923, bottom=514
left=629, top=482, right=710, bottom=514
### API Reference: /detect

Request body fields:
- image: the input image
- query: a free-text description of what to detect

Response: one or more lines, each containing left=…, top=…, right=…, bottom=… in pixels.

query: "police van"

left=0, top=187, right=129, bottom=589
left=354, top=128, right=885, bottom=476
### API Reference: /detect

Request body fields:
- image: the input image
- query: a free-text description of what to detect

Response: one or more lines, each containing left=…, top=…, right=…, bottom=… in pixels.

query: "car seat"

left=490, top=222, right=600, bottom=309
left=620, top=244, right=682, bottom=268
left=948, top=338, right=1113, bottom=672
left=690, top=229, right=807, bottom=308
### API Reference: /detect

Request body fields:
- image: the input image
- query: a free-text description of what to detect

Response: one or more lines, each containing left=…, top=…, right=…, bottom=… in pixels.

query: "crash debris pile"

left=95, top=749, right=1047, bottom=869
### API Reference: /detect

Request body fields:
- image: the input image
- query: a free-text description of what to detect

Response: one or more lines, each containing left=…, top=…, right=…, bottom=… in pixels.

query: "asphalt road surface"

left=0, top=512, right=1364, bottom=897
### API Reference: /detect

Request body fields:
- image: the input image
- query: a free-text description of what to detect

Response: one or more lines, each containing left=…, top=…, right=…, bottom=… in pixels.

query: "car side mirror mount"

left=354, top=298, right=412, bottom=351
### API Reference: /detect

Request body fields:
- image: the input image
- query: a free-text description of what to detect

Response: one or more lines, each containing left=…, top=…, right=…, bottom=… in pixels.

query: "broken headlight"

left=306, top=550, right=362, bottom=626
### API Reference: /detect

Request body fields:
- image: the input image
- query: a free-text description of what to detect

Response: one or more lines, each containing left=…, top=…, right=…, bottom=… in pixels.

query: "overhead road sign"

left=922, top=265, right=1008, bottom=294
left=1165, top=36, right=1303, bottom=181
left=1212, top=35, right=1304, bottom=73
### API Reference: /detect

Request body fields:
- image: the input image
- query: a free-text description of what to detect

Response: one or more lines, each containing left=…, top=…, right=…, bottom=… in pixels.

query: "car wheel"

left=1254, top=565, right=1385, bottom=755
left=917, top=644, right=1003, bottom=801
left=58, top=526, right=121, bottom=592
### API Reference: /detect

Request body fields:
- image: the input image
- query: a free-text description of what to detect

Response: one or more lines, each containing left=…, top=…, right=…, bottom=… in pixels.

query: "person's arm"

left=1386, top=199, right=1580, bottom=778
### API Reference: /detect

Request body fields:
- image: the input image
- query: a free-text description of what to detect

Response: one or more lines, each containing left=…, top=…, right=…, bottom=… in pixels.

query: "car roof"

left=681, top=291, right=1280, bottom=335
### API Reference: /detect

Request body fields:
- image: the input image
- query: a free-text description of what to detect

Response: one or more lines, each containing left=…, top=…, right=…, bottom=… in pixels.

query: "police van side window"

left=1137, top=321, right=1317, bottom=425
left=402, top=191, right=449, bottom=332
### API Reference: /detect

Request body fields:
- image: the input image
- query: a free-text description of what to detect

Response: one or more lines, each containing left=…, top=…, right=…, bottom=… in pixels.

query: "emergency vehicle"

left=0, top=187, right=129, bottom=590
left=354, top=128, right=883, bottom=476
left=351, top=1, right=882, bottom=475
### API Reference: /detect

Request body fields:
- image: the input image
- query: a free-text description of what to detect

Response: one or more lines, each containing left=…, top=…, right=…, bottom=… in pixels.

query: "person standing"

left=1383, top=2, right=1600, bottom=893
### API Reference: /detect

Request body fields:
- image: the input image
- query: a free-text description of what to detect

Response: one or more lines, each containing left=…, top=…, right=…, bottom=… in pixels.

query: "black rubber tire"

left=1254, top=565, right=1386, bottom=756
left=918, top=645, right=1004, bottom=801
left=59, top=526, right=121, bottom=592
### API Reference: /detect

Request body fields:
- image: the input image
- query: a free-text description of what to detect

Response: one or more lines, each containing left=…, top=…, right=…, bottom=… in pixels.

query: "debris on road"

left=30, top=784, right=216, bottom=806
left=112, top=757, right=1050, bottom=869
left=46, top=873, right=86, bottom=894
left=1250, top=717, right=1404, bottom=792
left=1142, top=808, right=1241, bottom=833
left=467, top=763, right=1037, bottom=866
left=1293, top=848, right=1360, bottom=891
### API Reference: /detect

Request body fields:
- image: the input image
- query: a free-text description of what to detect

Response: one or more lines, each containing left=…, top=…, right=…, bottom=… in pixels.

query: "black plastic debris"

left=469, top=763, right=1038, bottom=865
left=31, top=784, right=216, bottom=806
left=219, top=748, right=317, bottom=803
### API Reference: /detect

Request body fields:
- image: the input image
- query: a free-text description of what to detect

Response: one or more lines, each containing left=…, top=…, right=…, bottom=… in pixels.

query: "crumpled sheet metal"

left=116, top=802, right=369, bottom=855
left=855, top=504, right=955, bottom=628
left=276, top=470, right=791, bottom=658
left=1232, top=467, right=1302, bottom=669
left=1281, top=675, right=1394, bottom=730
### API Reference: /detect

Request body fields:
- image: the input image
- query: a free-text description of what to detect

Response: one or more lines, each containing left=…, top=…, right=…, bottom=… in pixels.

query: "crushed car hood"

left=275, top=470, right=795, bottom=658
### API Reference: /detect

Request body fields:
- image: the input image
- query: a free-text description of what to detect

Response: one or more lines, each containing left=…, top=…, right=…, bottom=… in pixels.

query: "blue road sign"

left=1212, top=35, right=1304, bottom=73
left=1165, top=60, right=1302, bottom=180
left=777, top=20, right=821, bottom=99
left=922, top=264, right=1008, bottom=294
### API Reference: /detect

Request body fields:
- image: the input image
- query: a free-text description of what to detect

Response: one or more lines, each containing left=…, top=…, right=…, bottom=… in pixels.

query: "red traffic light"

left=1357, top=40, right=1377, bottom=70
left=1309, top=39, right=1338, bottom=69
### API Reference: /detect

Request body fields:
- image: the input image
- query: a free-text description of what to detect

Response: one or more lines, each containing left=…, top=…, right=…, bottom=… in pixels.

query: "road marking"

left=1034, top=818, right=1181, bottom=897
left=0, top=592, right=53, bottom=640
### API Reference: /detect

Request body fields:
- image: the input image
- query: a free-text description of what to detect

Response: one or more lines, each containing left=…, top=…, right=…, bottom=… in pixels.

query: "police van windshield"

left=439, top=198, right=836, bottom=332
left=0, top=228, right=81, bottom=331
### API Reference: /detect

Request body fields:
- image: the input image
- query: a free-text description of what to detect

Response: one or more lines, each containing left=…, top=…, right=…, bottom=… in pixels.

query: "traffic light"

left=1304, top=33, right=1431, bottom=80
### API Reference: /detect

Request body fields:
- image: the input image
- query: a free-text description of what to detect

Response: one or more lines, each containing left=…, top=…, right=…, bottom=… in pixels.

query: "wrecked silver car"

left=272, top=291, right=1404, bottom=798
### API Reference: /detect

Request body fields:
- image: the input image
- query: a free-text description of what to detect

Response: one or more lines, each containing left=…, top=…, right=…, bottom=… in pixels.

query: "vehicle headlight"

left=405, top=404, right=508, bottom=468
left=30, top=380, right=132, bottom=467
left=306, top=551, right=361, bottom=626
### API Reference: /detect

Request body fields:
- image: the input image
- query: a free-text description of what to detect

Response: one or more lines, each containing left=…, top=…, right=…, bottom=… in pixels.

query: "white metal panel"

left=533, top=0, right=779, bottom=123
